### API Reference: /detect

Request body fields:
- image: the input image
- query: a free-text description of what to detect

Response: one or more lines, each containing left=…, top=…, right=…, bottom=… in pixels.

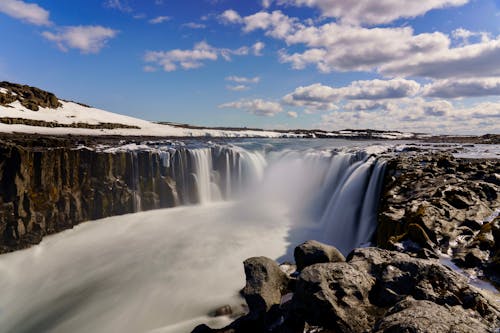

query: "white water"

left=0, top=141, right=388, bottom=333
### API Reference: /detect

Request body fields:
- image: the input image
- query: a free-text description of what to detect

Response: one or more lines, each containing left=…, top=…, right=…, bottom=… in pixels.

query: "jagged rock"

left=293, top=262, right=376, bottom=332
left=294, top=240, right=345, bottom=271
left=0, top=138, right=207, bottom=253
left=0, top=81, right=62, bottom=110
left=195, top=246, right=500, bottom=333
left=376, top=152, right=500, bottom=285
left=373, top=297, right=491, bottom=333
left=348, top=247, right=500, bottom=324
left=242, top=257, right=289, bottom=314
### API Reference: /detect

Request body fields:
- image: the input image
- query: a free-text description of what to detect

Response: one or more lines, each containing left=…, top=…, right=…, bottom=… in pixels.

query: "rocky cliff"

left=0, top=136, right=201, bottom=253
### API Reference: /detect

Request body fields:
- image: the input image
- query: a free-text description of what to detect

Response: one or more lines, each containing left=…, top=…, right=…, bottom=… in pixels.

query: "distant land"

left=1, top=81, right=498, bottom=143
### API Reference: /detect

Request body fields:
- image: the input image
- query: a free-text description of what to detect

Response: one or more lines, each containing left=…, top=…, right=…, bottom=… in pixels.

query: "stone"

left=294, top=240, right=345, bottom=271
left=242, top=257, right=289, bottom=314
left=373, top=297, right=490, bottom=333
left=293, top=262, right=375, bottom=332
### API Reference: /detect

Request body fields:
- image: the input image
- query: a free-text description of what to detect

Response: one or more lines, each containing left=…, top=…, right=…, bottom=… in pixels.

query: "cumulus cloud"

left=276, top=0, right=469, bottom=25
left=287, top=111, right=298, bottom=118
left=144, top=41, right=264, bottom=72
left=149, top=16, right=171, bottom=24
left=423, top=78, right=500, bottom=98
left=226, top=9, right=500, bottom=80
left=219, top=99, right=283, bottom=116
left=318, top=99, right=500, bottom=134
left=452, top=28, right=490, bottom=45
left=0, top=0, right=51, bottom=26
left=219, top=9, right=242, bottom=24
left=42, top=26, right=118, bottom=54
left=252, top=41, right=265, bottom=56
left=283, top=79, right=420, bottom=111
left=380, top=37, right=500, bottom=79
left=144, top=41, right=218, bottom=72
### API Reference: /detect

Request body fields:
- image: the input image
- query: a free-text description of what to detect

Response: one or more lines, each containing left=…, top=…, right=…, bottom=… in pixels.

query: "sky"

left=1, top=0, right=500, bottom=134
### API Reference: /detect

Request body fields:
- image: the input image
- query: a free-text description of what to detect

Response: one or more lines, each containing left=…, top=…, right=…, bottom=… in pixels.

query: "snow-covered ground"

left=0, top=100, right=288, bottom=138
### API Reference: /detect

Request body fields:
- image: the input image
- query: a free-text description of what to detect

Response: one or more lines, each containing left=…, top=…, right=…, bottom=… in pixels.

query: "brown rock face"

left=0, top=139, right=201, bottom=253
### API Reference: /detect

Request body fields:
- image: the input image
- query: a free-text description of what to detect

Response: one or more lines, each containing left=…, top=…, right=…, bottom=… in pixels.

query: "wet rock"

left=294, top=240, right=345, bottom=271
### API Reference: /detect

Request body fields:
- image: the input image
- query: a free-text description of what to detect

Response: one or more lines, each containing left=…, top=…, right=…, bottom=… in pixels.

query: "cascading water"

left=0, top=140, right=388, bottom=333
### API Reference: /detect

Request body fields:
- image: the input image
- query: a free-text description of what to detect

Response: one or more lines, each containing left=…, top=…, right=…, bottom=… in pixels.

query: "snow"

left=0, top=100, right=289, bottom=138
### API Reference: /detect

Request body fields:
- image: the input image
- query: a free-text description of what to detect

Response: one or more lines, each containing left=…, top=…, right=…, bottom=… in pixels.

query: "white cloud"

left=452, top=28, right=490, bottom=45
left=227, top=9, right=500, bottom=80
left=276, top=0, right=469, bottom=25
left=287, top=111, right=298, bottom=118
left=252, top=41, right=265, bottom=56
left=283, top=79, right=420, bottom=111
left=149, top=16, right=171, bottom=24
left=0, top=0, right=51, bottom=26
left=318, top=99, right=500, bottom=134
left=144, top=41, right=261, bottom=72
left=380, top=37, right=500, bottom=79
left=262, top=0, right=273, bottom=8
left=144, top=41, right=218, bottom=72
left=226, top=85, right=249, bottom=91
left=225, top=76, right=260, bottom=84
left=219, top=99, right=283, bottom=116
left=183, top=22, right=206, bottom=29
left=219, top=9, right=242, bottom=24
left=104, top=0, right=132, bottom=12
left=280, top=24, right=450, bottom=73
left=423, top=78, right=500, bottom=98
left=42, top=26, right=118, bottom=54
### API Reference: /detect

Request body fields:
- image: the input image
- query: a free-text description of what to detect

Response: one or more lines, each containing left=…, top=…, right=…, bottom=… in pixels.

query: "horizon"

left=1, top=0, right=500, bottom=135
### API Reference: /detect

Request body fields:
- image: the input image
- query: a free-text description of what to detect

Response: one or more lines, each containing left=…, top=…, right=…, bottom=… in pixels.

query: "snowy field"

left=0, top=100, right=287, bottom=138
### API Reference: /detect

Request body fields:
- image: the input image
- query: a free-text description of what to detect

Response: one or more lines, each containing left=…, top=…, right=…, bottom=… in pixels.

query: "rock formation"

left=377, top=151, right=500, bottom=287
left=193, top=242, right=500, bottom=333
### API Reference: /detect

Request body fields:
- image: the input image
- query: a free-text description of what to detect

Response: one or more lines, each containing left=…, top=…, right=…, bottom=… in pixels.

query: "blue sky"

left=1, top=0, right=499, bottom=134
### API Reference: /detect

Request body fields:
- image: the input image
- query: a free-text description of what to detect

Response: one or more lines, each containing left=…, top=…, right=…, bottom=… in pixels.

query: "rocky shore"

left=193, top=242, right=499, bottom=333
left=193, top=149, right=500, bottom=333
left=377, top=150, right=500, bottom=288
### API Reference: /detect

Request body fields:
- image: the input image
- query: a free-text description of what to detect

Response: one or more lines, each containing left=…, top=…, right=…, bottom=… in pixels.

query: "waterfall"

left=0, top=140, right=389, bottom=333
left=113, top=142, right=385, bottom=250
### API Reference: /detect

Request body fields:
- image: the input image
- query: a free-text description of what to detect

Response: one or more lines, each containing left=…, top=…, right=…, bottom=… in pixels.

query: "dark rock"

left=294, top=240, right=345, bottom=271
left=373, top=297, right=490, bottom=333
left=293, top=262, right=375, bottom=332
left=376, top=152, right=500, bottom=285
left=242, top=257, right=289, bottom=315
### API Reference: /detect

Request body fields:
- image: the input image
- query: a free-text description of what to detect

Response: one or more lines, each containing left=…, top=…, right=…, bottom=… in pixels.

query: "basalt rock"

left=373, top=297, right=491, bottom=333
left=294, top=240, right=346, bottom=271
left=0, top=81, right=62, bottom=110
left=377, top=152, right=500, bottom=285
left=0, top=138, right=209, bottom=253
left=194, top=246, right=500, bottom=333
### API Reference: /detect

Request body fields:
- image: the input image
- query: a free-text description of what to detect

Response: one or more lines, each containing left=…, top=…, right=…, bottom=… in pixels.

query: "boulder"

left=294, top=240, right=345, bottom=271
left=242, top=256, right=289, bottom=314
left=374, top=297, right=490, bottom=333
left=293, top=262, right=375, bottom=332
